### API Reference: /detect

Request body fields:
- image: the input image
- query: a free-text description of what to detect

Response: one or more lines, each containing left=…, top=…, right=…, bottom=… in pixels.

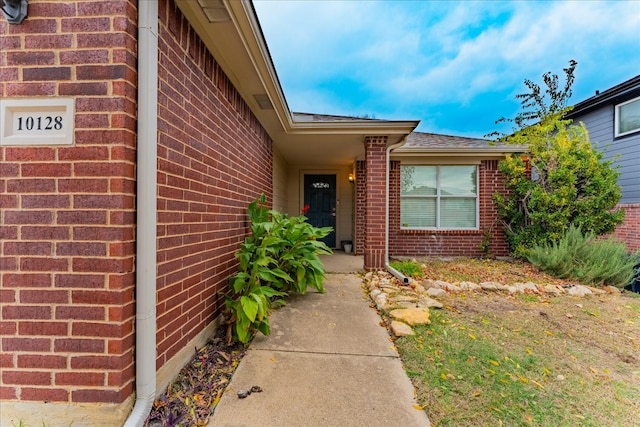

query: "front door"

left=304, top=174, right=336, bottom=248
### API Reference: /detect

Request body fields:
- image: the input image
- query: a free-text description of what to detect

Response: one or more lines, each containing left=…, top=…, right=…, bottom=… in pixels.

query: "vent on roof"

left=253, top=94, right=274, bottom=110
left=198, top=0, right=230, bottom=23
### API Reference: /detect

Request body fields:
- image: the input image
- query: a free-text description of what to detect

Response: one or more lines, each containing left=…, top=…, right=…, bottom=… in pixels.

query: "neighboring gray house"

left=567, top=74, right=640, bottom=251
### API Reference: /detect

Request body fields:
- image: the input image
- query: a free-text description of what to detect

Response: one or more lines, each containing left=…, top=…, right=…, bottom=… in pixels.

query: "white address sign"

left=1, top=98, right=75, bottom=146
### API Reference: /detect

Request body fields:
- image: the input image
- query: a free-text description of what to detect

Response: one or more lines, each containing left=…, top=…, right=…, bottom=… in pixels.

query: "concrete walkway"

left=210, top=263, right=430, bottom=426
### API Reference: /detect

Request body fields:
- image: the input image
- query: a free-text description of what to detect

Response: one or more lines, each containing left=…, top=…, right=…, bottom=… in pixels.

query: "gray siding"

left=574, top=106, right=640, bottom=204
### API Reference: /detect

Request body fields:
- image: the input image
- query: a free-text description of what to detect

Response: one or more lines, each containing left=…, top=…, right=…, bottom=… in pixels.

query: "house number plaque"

left=1, top=98, right=74, bottom=146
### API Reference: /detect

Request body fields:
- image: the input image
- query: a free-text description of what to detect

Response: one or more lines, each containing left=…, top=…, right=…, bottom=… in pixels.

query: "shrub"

left=527, top=225, right=637, bottom=288
left=491, top=61, right=623, bottom=258
left=224, top=194, right=333, bottom=343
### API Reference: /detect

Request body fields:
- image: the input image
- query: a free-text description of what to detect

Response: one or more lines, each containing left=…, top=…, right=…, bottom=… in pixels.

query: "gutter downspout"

left=385, top=138, right=410, bottom=285
left=124, top=1, right=158, bottom=426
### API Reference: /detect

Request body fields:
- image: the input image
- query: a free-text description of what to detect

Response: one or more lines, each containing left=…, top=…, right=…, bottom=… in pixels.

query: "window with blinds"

left=400, top=165, right=478, bottom=229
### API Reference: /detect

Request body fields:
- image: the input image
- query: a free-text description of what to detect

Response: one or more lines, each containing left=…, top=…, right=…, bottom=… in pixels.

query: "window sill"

left=399, top=228, right=481, bottom=235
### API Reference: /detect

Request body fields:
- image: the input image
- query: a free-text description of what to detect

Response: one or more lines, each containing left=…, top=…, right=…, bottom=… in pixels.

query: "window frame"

left=399, top=164, right=479, bottom=230
left=614, top=96, right=640, bottom=138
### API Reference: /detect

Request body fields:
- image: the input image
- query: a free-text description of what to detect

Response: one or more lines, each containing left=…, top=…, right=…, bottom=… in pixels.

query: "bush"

left=527, top=225, right=637, bottom=288
left=224, top=194, right=333, bottom=343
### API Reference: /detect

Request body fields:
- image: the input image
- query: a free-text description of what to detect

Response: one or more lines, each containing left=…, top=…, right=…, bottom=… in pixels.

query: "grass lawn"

left=392, top=259, right=640, bottom=426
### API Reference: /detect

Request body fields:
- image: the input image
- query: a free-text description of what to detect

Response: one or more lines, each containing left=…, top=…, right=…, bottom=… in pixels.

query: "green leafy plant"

left=224, top=194, right=333, bottom=343
left=490, top=61, right=624, bottom=258
left=527, top=225, right=637, bottom=288
left=390, top=260, right=423, bottom=278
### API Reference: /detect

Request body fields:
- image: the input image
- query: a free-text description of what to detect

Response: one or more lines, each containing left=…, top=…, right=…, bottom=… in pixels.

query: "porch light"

left=348, top=173, right=355, bottom=184
left=1, top=0, right=27, bottom=24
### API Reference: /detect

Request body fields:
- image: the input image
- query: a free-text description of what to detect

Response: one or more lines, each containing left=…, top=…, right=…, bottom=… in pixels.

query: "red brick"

left=0, top=386, right=17, bottom=400
left=56, top=305, right=105, bottom=321
left=54, top=338, right=105, bottom=353
left=2, top=337, right=50, bottom=352
left=55, top=274, right=105, bottom=289
left=0, top=194, right=18, bottom=208
left=0, top=353, right=14, bottom=368
left=0, top=225, right=18, bottom=240
left=75, top=162, right=134, bottom=177
left=6, top=179, right=56, bottom=193
left=20, top=387, right=69, bottom=402
left=20, top=258, right=68, bottom=272
left=2, top=305, right=51, bottom=320
left=20, top=289, right=68, bottom=304
left=3, top=242, right=52, bottom=256
left=22, top=195, right=70, bottom=209
left=21, top=163, right=72, bottom=177
left=18, top=354, right=66, bottom=369
left=60, top=49, right=110, bottom=64
left=0, top=162, right=19, bottom=176
left=25, top=34, right=73, bottom=49
left=78, top=1, right=130, bottom=16
left=59, top=82, right=108, bottom=96
left=56, top=372, right=105, bottom=386
left=62, top=17, right=111, bottom=32
left=18, top=321, right=68, bottom=336
left=4, top=211, right=53, bottom=224
left=77, top=64, right=127, bottom=80
left=72, top=289, right=129, bottom=305
left=2, top=371, right=51, bottom=386
left=8, top=18, right=58, bottom=34
left=6, top=82, right=56, bottom=96
left=0, top=321, right=17, bottom=338
left=56, top=242, right=106, bottom=256
left=58, top=178, right=109, bottom=193
left=58, top=146, right=109, bottom=161
left=4, top=147, right=55, bottom=161
left=73, top=321, right=131, bottom=338
left=21, top=226, right=70, bottom=240
left=0, top=289, right=16, bottom=303
left=23, top=67, right=71, bottom=81
left=72, top=226, right=132, bottom=241
left=70, top=355, right=125, bottom=370
left=6, top=51, right=55, bottom=65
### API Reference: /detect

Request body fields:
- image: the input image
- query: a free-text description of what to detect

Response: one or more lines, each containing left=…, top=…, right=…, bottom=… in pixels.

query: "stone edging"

left=362, top=271, right=621, bottom=337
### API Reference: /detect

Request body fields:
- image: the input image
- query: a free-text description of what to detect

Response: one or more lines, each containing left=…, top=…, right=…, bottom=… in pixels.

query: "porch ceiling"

left=175, top=1, right=419, bottom=166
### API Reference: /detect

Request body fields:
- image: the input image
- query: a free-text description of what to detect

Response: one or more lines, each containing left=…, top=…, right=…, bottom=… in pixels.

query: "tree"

left=491, top=60, right=624, bottom=258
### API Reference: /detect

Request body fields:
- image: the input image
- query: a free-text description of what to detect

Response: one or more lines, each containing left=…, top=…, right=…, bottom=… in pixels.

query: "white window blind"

left=400, top=165, right=478, bottom=229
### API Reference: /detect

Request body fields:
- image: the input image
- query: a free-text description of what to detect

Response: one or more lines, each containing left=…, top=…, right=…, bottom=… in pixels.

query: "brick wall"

left=389, top=159, right=510, bottom=258
left=1, top=0, right=138, bottom=407
left=355, top=160, right=366, bottom=255
left=610, top=203, right=640, bottom=252
left=155, top=0, right=273, bottom=369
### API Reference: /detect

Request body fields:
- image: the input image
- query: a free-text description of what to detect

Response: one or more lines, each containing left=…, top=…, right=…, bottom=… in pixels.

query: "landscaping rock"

left=426, top=287, right=447, bottom=298
left=438, top=281, right=461, bottom=292
left=375, top=293, right=389, bottom=310
left=567, top=285, right=593, bottom=297
left=389, top=307, right=431, bottom=326
left=459, top=281, right=481, bottom=291
left=418, top=297, right=444, bottom=309
left=390, top=320, right=415, bottom=337
left=544, top=284, right=565, bottom=295
left=514, top=282, right=540, bottom=293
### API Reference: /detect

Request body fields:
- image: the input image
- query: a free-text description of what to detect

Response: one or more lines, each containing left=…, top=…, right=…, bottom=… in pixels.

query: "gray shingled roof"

left=402, top=132, right=523, bottom=151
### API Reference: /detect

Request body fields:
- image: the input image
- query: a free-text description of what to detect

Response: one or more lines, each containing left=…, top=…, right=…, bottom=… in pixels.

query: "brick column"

left=355, top=160, right=366, bottom=255
left=363, top=136, right=388, bottom=269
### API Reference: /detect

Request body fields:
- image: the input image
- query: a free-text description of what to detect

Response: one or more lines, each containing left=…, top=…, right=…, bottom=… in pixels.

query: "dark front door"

left=304, top=174, right=336, bottom=248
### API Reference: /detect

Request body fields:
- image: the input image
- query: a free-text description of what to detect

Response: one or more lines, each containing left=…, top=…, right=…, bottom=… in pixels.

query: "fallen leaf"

left=489, top=360, right=500, bottom=366
left=413, top=404, right=423, bottom=410
left=565, top=313, right=574, bottom=318
left=468, top=333, right=477, bottom=340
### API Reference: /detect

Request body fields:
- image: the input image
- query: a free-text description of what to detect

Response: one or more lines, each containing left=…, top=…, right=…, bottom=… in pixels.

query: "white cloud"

left=255, top=0, right=640, bottom=136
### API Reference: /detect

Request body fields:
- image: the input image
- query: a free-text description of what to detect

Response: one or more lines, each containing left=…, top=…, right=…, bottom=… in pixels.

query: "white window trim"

left=400, top=165, right=479, bottom=231
left=615, top=96, right=640, bottom=138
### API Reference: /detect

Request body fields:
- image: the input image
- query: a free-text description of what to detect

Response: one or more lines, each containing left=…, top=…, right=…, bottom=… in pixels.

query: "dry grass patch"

left=393, top=259, right=640, bottom=426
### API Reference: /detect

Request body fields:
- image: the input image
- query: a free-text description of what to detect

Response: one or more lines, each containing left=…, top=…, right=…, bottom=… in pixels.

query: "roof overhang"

left=175, top=0, right=419, bottom=166
left=392, top=146, right=526, bottom=158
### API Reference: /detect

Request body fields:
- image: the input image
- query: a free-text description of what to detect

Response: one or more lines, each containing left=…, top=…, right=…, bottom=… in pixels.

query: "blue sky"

left=253, top=0, right=640, bottom=138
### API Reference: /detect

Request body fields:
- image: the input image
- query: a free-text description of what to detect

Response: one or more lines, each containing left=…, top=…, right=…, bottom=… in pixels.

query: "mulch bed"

left=144, top=328, right=248, bottom=427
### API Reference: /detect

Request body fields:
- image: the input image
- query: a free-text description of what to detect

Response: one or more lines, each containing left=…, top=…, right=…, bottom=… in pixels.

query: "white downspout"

left=385, top=138, right=410, bottom=285
left=124, top=1, right=158, bottom=426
